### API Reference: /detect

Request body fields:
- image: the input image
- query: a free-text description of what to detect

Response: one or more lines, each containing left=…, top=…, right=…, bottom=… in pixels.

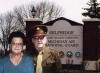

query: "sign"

left=46, top=20, right=83, bottom=64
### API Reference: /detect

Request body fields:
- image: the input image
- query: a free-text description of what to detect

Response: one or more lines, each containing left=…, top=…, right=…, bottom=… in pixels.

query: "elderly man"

left=29, top=24, right=62, bottom=73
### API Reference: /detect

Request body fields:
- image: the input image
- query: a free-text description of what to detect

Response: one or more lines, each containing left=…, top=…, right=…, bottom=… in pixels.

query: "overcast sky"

left=0, top=0, right=99, bottom=23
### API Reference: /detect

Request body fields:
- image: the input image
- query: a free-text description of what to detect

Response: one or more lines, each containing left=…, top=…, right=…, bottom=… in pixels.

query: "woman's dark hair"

left=8, top=31, right=26, bottom=45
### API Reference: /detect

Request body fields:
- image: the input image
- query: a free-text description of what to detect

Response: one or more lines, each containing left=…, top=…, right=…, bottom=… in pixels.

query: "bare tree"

left=34, top=1, right=63, bottom=22
left=13, top=1, right=63, bottom=24
left=0, top=1, right=63, bottom=56
left=0, top=12, right=21, bottom=53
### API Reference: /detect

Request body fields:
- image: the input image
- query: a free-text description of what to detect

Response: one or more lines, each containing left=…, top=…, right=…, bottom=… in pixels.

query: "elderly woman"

left=0, top=31, right=34, bottom=73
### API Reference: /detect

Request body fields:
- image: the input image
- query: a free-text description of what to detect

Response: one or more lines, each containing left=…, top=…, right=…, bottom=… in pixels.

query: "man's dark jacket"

left=32, top=47, right=62, bottom=73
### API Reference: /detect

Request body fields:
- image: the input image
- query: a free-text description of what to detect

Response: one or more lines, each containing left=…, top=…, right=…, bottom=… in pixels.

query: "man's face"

left=10, top=37, right=23, bottom=54
left=32, top=34, right=47, bottom=51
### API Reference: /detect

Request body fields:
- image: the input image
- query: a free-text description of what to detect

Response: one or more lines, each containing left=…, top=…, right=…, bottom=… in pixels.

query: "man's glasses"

left=33, top=35, right=45, bottom=40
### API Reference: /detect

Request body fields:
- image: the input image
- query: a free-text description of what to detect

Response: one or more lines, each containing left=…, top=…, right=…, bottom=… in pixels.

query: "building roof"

left=44, top=17, right=83, bottom=26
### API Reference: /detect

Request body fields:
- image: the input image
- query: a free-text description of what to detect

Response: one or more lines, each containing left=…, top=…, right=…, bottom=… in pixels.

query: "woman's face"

left=10, top=37, right=23, bottom=54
